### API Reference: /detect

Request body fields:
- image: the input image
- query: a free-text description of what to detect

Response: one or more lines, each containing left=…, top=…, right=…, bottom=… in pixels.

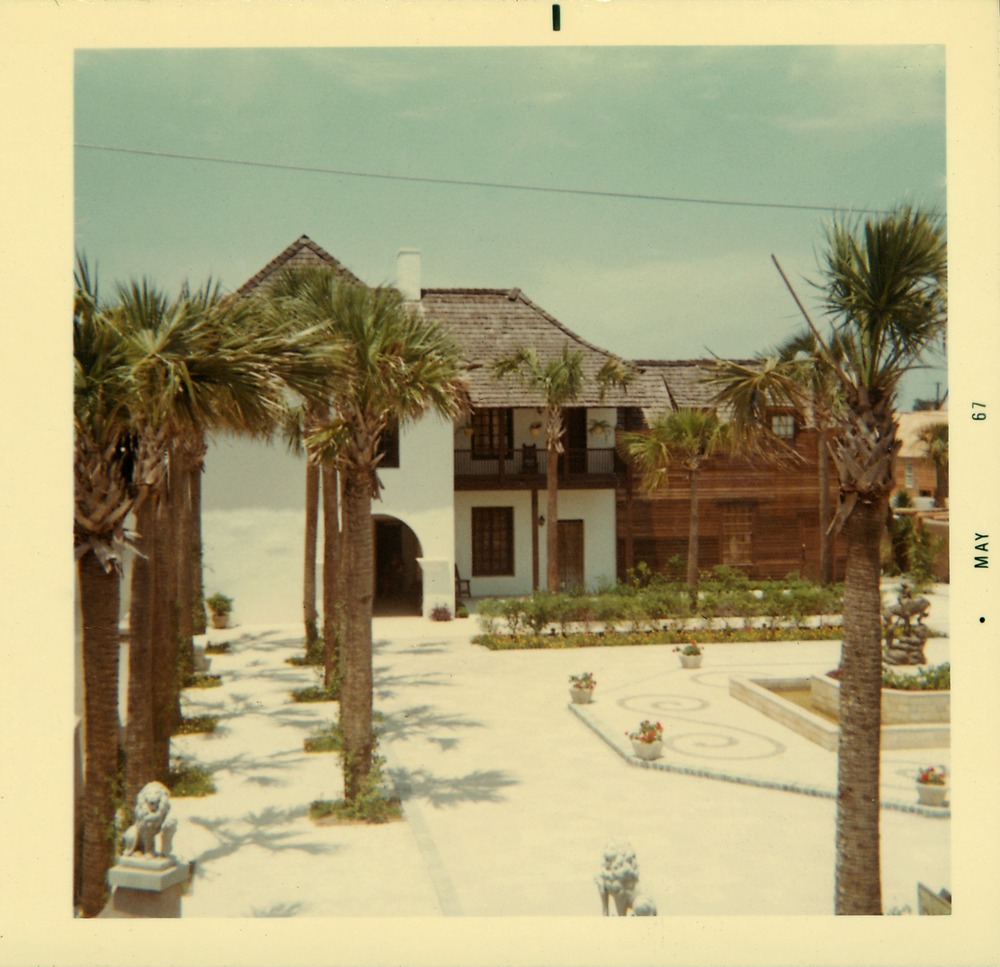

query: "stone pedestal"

left=100, top=857, right=192, bottom=918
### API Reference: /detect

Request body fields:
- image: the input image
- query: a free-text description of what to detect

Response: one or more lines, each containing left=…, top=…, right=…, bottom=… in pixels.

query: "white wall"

left=453, top=486, right=617, bottom=597
left=378, top=412, right=456, bottom=615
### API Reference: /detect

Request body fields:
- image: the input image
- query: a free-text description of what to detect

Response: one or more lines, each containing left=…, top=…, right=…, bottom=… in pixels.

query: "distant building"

left=228, top=236, right=847, bottom=616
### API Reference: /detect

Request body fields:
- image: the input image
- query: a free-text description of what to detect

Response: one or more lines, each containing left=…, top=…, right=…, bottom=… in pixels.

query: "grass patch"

left=304, top=722, right=344, bottom=753
left=473, top=625, right=846, bottom=651
left=185, top=673, right=222, bottom=689
left=205, top=641, right=231, bottom=655
left=173, top=713, right=219, bottom=735
left=292, top=681, right=340, bottom=703
left=309, top=796, right=402, bottom=825
left=167, top=759, right=216, bottom=797
left=286, top=637, right=325, bottom=667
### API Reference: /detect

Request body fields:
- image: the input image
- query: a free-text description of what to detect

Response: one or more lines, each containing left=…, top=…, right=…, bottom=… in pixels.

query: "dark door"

left=557, top=519, right=585, bottom=590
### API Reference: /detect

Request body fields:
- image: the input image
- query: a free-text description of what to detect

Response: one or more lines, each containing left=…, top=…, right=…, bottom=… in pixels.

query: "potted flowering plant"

left=627, top=720, right=664, bottom=760
left=569, top=672, right=597, bottom=704
left=206, top=593, right=233, bottom=630
left=674, top=641, right=703, bottom=669
left=916, top=765, right=948, bottom=807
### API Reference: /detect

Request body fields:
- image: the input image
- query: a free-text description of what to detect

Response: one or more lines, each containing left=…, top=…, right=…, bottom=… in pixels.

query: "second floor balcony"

left=454, top=445, right=624, bottom=490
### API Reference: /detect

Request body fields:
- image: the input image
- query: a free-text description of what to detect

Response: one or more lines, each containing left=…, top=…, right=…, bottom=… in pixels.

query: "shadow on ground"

left=390, top=767, right=518, bottom=809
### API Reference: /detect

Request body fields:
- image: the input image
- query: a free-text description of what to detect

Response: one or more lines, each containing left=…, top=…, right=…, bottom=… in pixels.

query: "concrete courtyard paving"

left=168, top=589, right=950, bottom=918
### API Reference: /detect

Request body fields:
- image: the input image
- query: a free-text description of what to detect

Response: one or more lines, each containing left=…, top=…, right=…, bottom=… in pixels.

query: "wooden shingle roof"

left=631, top=359, right=759, bottom=423
left=234, top=235, right=362, bottom=297
left=420, top=288, right=664, bottom=409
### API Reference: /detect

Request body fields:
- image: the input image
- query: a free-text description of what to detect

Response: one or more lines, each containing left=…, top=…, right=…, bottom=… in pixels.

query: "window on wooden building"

left=471, top=408, right=513, bottom=459
left=769, top=411, right=797, bottom=441
left=472, top=506, right=514, bottom=576
left=721, top=502, right=754, bottom=568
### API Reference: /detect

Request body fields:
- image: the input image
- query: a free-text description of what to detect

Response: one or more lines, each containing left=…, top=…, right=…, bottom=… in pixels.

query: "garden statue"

left=120, top=781, right=177, bottom=862
left=595, top=841, right=655, bottom=916
left=883, top=582, right=932, bottom=666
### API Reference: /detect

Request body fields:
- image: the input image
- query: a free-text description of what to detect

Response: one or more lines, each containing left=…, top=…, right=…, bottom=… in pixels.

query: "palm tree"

left=710, top=206, right=946, bottom=914
left=917, top=421, right=948, bottom=507
left=286, top=272, right=468, bottom=802
left=279, top=401, right=323, bottom=651
left=493, top=344, right=632, bottom=591
left=119, top=278, right=334, bottom=783
left=74, top=262, right=169, bottom=917
left=714, top=330, right=843, bottom=584
left=619, top=408, right=731, bottom=599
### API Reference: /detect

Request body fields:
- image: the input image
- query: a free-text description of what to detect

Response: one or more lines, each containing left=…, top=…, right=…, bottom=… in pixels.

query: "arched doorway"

left=373, top=515, right=423, bottom=615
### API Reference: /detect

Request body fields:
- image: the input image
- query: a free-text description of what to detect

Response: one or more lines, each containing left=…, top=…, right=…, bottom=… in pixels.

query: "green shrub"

left=883, top=662, right=950, bottom=691
left=473, top=624, right=843, bottom=650
left=185, top=673, right=222, bottom=689
left=173, top=714, right=219, bottom=735
left=292, top=682, right=340, bottom=703
left=309, top=752, right=402, bottom=824
left=205, top=641, right=231, bottom=655
left=168, top=759, right=216, bottom=797
left=304, top=721, right=344, bottom=753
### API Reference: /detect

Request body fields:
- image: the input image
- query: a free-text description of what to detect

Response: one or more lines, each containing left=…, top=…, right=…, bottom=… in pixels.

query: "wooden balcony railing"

left=454, top=446, right=622, bottom=487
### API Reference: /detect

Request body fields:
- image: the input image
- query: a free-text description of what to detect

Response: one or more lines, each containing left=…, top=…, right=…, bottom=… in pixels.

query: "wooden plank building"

left=616, top=360, right=847, bottom=583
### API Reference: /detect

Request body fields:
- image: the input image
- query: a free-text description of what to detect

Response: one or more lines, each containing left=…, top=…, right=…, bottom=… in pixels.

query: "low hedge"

left=474, top=624, right=845, bottom=651
left=476, top=575, right=844, bottom=638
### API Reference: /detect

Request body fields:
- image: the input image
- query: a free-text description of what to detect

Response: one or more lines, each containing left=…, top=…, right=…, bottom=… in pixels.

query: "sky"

left=74, top=44, right=949, bottom=408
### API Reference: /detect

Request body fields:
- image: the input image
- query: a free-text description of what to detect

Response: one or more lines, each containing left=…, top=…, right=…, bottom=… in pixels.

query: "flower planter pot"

left=569, top=687, right=594, bottom=704
left=679, top=654, right=702, bottom=669
left=209, top=613, right=229, bottom=630
left=631, top=740, right=663, bottom=761
left=916, top=782, right=948, bottom=807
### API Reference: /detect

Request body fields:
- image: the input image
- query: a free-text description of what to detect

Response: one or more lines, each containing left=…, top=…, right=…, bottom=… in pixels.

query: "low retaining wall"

left=810, top=674, right=950, bottom=725
left=730, top=676, right=950, bottom=750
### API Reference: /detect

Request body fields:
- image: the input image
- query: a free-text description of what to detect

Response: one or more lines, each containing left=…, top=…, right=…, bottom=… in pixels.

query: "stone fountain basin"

left=729, top=675, right=949, bottom=751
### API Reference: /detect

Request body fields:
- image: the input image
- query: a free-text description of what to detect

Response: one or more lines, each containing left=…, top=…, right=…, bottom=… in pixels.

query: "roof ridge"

left=235, top=235, right=362, bottom=296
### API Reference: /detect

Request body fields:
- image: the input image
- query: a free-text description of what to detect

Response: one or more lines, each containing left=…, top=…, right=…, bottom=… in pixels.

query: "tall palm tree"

left=710, top=206, right=946, bottom=914
left=301, top=275, right=468, bottom=802
left=714, top=330, right=844, bottom=584
left=619, top=408, right=731, bottom=599
left=917, top=421, right=948, bottom=507
left=493, top=344, right=632, bottom=591
left=119, top=279, right=334, bottom=783
left=74, top=262, right=168, bottom=917
left=279, top=401, right=323, bottom=650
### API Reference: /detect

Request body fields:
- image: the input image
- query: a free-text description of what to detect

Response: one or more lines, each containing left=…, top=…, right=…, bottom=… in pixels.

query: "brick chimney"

left=396, top=248, right=422, bottom=303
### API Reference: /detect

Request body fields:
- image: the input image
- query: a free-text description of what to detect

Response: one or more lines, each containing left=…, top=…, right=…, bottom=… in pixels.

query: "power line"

left=75, top=142, right=895, bottom=217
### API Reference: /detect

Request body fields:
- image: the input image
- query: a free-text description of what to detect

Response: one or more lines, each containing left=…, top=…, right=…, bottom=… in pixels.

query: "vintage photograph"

left=3, top=0, right=997, bottom=964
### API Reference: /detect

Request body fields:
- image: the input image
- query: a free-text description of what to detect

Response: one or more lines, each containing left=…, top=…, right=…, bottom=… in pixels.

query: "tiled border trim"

left=568, top=703, right=949, bottom=819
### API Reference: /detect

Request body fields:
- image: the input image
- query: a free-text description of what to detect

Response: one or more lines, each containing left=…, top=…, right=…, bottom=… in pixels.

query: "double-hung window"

left=472, top=507, right=514, bottom=576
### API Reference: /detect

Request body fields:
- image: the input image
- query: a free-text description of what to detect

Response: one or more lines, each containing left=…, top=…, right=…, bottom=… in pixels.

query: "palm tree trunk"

left=340, top=469, right=375, bottom=801
left=151, top=468, right=180, bottom=779
left=304, top=461, right=320, bottom=646
left=686, top=468, right=700, bottom=598
left=175, top=447, right=195, bottom=682
left=78, top=551, right=122, bottom=918
left=190, top=442, right=207, bottom=635
left=835, top=495, right=886, bottom=915
left=125, top=497, right=157, bottom=810
left=546, top=451, right=559, bottom=591
left=321, top=463, right=340, bottom=685
left=818, top=425, right=833, bottom=584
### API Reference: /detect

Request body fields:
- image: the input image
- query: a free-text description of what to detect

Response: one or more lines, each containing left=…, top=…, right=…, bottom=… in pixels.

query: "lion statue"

left=121, top=781, right=177, bottom=859
left=596, top=841, right=656, bottom=916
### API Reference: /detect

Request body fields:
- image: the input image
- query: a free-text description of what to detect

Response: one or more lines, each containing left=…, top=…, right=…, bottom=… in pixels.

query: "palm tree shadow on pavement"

left=389, top=767, right=519, bottom=809
left=376, top=705, right=485, bottom=745
left=188, top=805, right=341, bottom=871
